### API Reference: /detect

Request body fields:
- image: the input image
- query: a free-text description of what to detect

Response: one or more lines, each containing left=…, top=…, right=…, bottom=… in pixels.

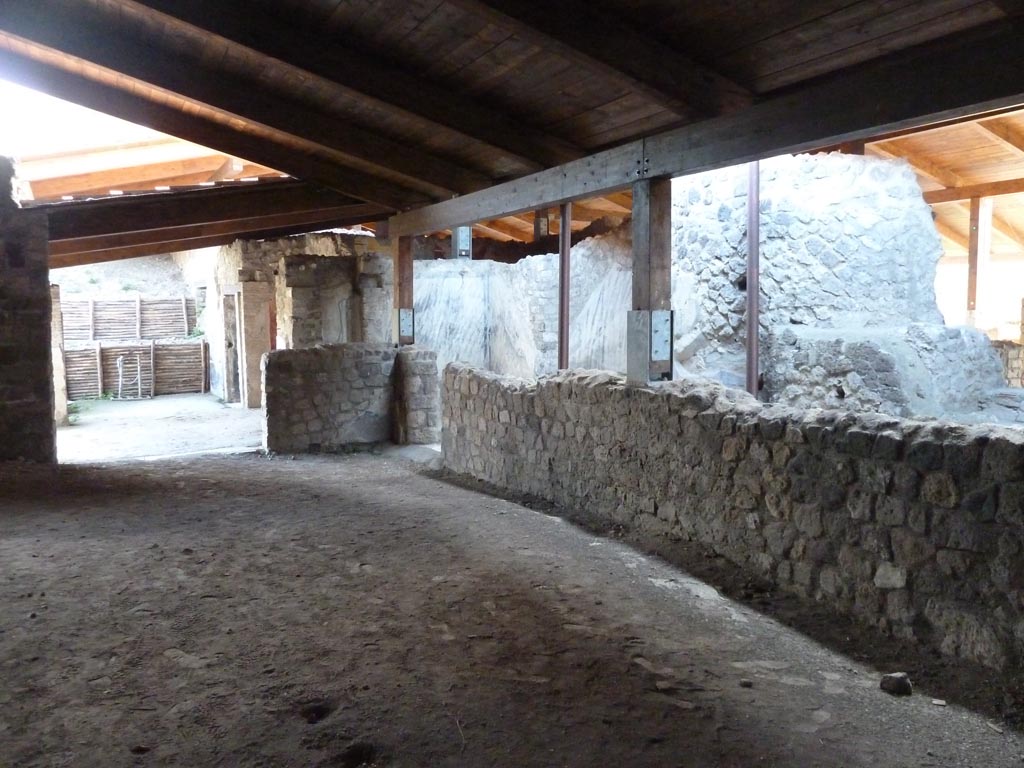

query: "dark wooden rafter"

left=390, top=20, right=1024, bottom=235
left=122, top=0, right=582, bottom=170
left=0, top=48, right=425, bottom=211
left=44, top=180, right=377, bottom=242
left=0, top=0, right=492, bottom=198
left=992, top=0, right=1024, bottom=16
left=49, top=203, right=383, bottom=258
left=446, top=0, right=752, bottom=120
left=50, top=211, right=378, bottom=268
left=47, top=181, right=387, bottom=265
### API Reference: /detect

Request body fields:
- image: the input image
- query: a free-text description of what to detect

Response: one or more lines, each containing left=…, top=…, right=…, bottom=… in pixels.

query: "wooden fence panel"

left=154, top=344, right=206, bottom=395
left=64, top=349, right=99, bottom=401
left=64, top=341, right=207, bottom=400
left=62, top=298, right=196, bottom=341
left=100, top=346, right=155, bottom=398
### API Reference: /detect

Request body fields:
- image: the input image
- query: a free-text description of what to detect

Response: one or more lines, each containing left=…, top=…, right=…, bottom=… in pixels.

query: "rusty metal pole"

left=746, top=161, right=760, bottom=397
left=557, top=202, right=572, bottom=370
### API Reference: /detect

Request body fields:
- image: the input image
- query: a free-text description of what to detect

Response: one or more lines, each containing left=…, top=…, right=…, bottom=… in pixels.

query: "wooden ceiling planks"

left=723, top=0, right=1002, bottom=92
left=2, top=0, right=1020, bottom=259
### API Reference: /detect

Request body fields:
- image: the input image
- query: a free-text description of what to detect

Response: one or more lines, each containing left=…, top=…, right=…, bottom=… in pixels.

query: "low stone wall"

left=994, top=341, right=1024, bottom=388
left=443, top=364, right=1024, bottom=670
left=262, top=343, right=439, bottom=453
left=392, top=347, right=442, bottom=445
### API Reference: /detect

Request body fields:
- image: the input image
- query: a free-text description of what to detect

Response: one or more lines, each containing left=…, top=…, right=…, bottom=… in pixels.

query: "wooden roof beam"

left=390, top=20, right=1024, bottom=235
left=445, top=0, right=751, bottom=120
left=0, top=1, right=490, bottom=197
left=934, top=218, right=970, bottom=250
left=0, top=48, right=424, bottom=210
left=973, top=118, right=1024, bottom=157
left=124, top=0, right=582, bottom=170
left=872, top=141, right=966, bottom=187
left=43, top=180, right=376, bottom=243
left=28, top=155, right=243, bottom=200
left=471, top=223, right=518, bottom=242
left=50, top=210, right=378, bottom=268
left=50, top=203, right=384, bottom=258
left=925, top=177, right=1024, bottom=203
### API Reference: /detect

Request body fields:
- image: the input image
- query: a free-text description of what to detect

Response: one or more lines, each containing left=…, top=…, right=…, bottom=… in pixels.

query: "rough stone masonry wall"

left=993, top=341, right=1024, bottom=389
left=262, top=344, right=439, bottom=453
left=0, top=204, right=55, bottom=463
left=203, top=232, right=394, bottom=401
left=443, top=364, right=1024, bottom=670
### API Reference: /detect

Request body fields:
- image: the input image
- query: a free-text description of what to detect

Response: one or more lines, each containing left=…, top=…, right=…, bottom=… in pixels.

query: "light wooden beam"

left=0, top=48, right=425, bottom=210
left=925, top=177, right=1024, bottom=203
left=28, top=156, right=249, bottom=200
left=17, top=138, right=216, bottom=180
left=973, top=119, right=1024, bottom=157
left=0, top=1, right=490, bottom=197
left=934, top=218, right=970, bottom=250
left=127, top=0, right=582, bottom=170
left=446, top=0, right=750, bottom=120
left=478, top=219, right=534, bottom=240
left=992, top=211, right=1024, bottom=248
left=873, top=141, right=966, bottom=187
left=390, top=20, right=1024, bottom=235
left=209, top=157, right=246, bottom=182
left=67, top=164, right=277, bottom=196
left=472, top=223, right=517, bottom=242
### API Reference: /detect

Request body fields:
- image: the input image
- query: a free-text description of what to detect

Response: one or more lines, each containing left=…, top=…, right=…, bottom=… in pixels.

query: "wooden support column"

left=746, top=161, right=761, bottom=397
left=627, top=178, right=673, bottom=385
left=967, top=196, right=993, bottom=325
left=557, top=202, right=571, bottom=370
left=396, top=235, right=414, bottom=345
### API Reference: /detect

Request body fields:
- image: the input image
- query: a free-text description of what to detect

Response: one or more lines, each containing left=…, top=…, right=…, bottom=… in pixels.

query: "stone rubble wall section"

left=0, top=209, right=55, bottom=463
left=262, top=343, right=439, bottom=452
left=394, top=347, right=442, bottom=445
left=671, top=153, right=944, bottom=383
left=764, top=325, right=1020, bottom=423
left=442, top=363, right=1024, bottom=670
left=414, top=226, right=632, bottom=379
left=993, top=341, right=1024, bottom=389
left=275, top=255, right=355, bottom=349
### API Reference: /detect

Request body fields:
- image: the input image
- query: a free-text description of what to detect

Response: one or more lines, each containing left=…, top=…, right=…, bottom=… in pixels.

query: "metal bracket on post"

left=397, top=307, right=415, bottom=346
left=626, top=309, right=674, bottom=385
left=650, top=309, right=673, bottom=382
left=453, top=226, right=472, bottom=259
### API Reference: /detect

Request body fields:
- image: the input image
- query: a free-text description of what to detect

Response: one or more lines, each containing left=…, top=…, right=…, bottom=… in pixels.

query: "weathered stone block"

left=874, top=562, right=907, bottom=590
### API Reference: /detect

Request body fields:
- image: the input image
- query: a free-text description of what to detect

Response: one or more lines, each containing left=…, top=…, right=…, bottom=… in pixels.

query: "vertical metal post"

left=745, top=160, right=760, bottom=397
left=557, top=202, right=572, bottom=370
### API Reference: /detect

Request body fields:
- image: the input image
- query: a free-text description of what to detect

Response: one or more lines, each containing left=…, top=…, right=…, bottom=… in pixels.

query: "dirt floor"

left=2, top=453, right=1023, bottom=767
left=58, top=394, right=263, bottom=463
